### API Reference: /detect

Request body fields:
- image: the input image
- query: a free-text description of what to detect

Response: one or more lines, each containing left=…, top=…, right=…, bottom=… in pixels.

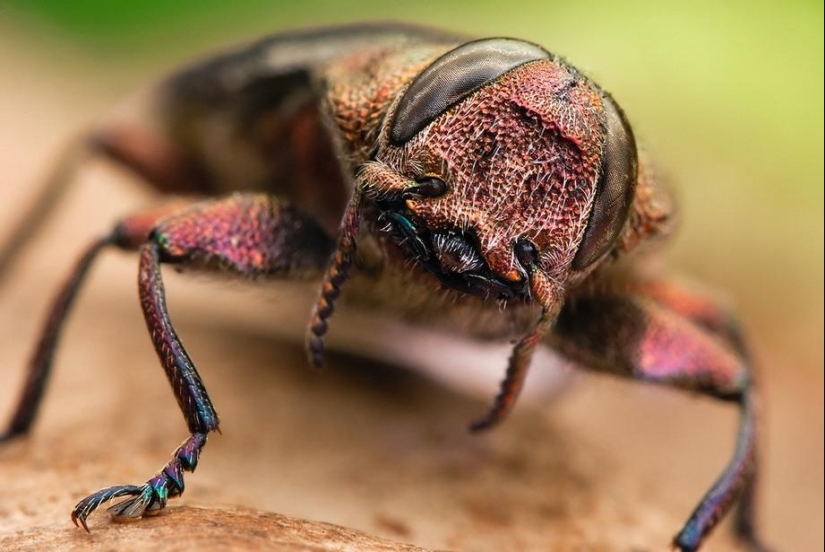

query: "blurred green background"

left=0, top=0, right=822, bottom=548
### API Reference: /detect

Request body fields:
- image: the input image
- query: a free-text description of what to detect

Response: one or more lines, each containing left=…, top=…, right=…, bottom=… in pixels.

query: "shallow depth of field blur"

left=0, top=1, right=821, bottom=550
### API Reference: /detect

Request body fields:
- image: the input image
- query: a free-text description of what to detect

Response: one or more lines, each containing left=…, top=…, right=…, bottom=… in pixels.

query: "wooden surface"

left=0, top=507, right=431, bottom=552
left=0, top=26, right=822, bottom=552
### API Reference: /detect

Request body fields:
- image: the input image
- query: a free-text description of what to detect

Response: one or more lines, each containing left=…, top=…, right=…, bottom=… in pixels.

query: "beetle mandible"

left=0, top=22, right=769, bottom=552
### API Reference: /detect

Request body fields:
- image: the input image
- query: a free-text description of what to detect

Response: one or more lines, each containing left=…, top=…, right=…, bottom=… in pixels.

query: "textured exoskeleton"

left=0, top=23, right=769, bottom=551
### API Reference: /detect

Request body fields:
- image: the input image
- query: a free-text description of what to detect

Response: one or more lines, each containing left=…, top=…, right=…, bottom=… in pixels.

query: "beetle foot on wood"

left=71, top=433, right=207, bottom=531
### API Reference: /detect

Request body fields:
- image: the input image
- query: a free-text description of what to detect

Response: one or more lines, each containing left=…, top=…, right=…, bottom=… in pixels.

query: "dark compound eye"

left=572, top=92, right=638, bottom=271
left=390, top=38, right=551, bottom=146
left=406, top=176, right=447, bottom=198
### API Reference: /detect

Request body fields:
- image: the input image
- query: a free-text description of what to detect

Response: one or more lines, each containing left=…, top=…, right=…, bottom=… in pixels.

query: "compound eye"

left=390, top=38, right=550, bottom=145
left=572, top=92, right=638, bottom=270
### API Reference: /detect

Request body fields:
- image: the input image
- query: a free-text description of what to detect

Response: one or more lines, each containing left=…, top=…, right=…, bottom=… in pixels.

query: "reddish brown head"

left=310, top=37, right=637, bottom=385
left=359, top=38, right=638, bottom=306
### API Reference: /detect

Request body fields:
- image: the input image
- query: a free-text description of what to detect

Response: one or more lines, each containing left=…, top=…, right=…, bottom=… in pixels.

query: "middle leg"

left=549, top=288, right=765, bottom=551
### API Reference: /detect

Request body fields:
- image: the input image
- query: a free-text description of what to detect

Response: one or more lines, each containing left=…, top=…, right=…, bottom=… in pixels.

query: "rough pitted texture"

left=153, top=195, right=332, bottom=277
left=379, top=60, right=603, bottom=283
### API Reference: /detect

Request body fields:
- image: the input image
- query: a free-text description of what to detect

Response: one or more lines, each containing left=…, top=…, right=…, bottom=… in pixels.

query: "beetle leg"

left=633, top=279, right=751, bottom=356
left=634, top=280, right=770, bottom=551
left=0, top=201, right=193, bottom=442
left=1, top=194, right=333, bottom=528
left=550, top=289, right=769, bottom=552
left=70, top=240, right=224, bottom=530
left=0, top=233, right=113, bottom=441
left=70, top=194, right=332, bottom=529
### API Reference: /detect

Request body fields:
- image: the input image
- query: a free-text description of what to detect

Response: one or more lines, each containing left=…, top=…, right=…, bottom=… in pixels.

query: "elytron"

left=0, top=22, right=769, bottom=551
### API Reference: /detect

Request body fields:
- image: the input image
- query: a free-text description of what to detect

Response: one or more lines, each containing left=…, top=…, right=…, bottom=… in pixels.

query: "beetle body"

left=102, top=24, right=671, bottom=338
left=0, top=23, right=766, bottom=552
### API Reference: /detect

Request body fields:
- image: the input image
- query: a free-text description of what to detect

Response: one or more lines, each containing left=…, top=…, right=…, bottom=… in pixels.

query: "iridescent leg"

left=0, top=202, right=189, bottom=443
left=638, top=281, right=770, bottom=551
left=551, top=286, right=769, bottom=552
left=0, top=234, right=113, bottom=442
left=1, top=194, right=332, bottom=530
left=71, top=195, right=332, bottom=529
left=68, top=239, right=222, bottom=530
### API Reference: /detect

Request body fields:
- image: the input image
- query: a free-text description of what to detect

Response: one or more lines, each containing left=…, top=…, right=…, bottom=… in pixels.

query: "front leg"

left=1, top=194, right=333, bottom=530
left=71, top=195, right=334, bottom=529
left=70, top=241, right=220, bottom=530
left=550, top=285, right=769, bottom=552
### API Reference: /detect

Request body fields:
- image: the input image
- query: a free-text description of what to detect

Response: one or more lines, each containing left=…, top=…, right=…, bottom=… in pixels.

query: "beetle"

left=0, top=22, right=770, bottom=551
